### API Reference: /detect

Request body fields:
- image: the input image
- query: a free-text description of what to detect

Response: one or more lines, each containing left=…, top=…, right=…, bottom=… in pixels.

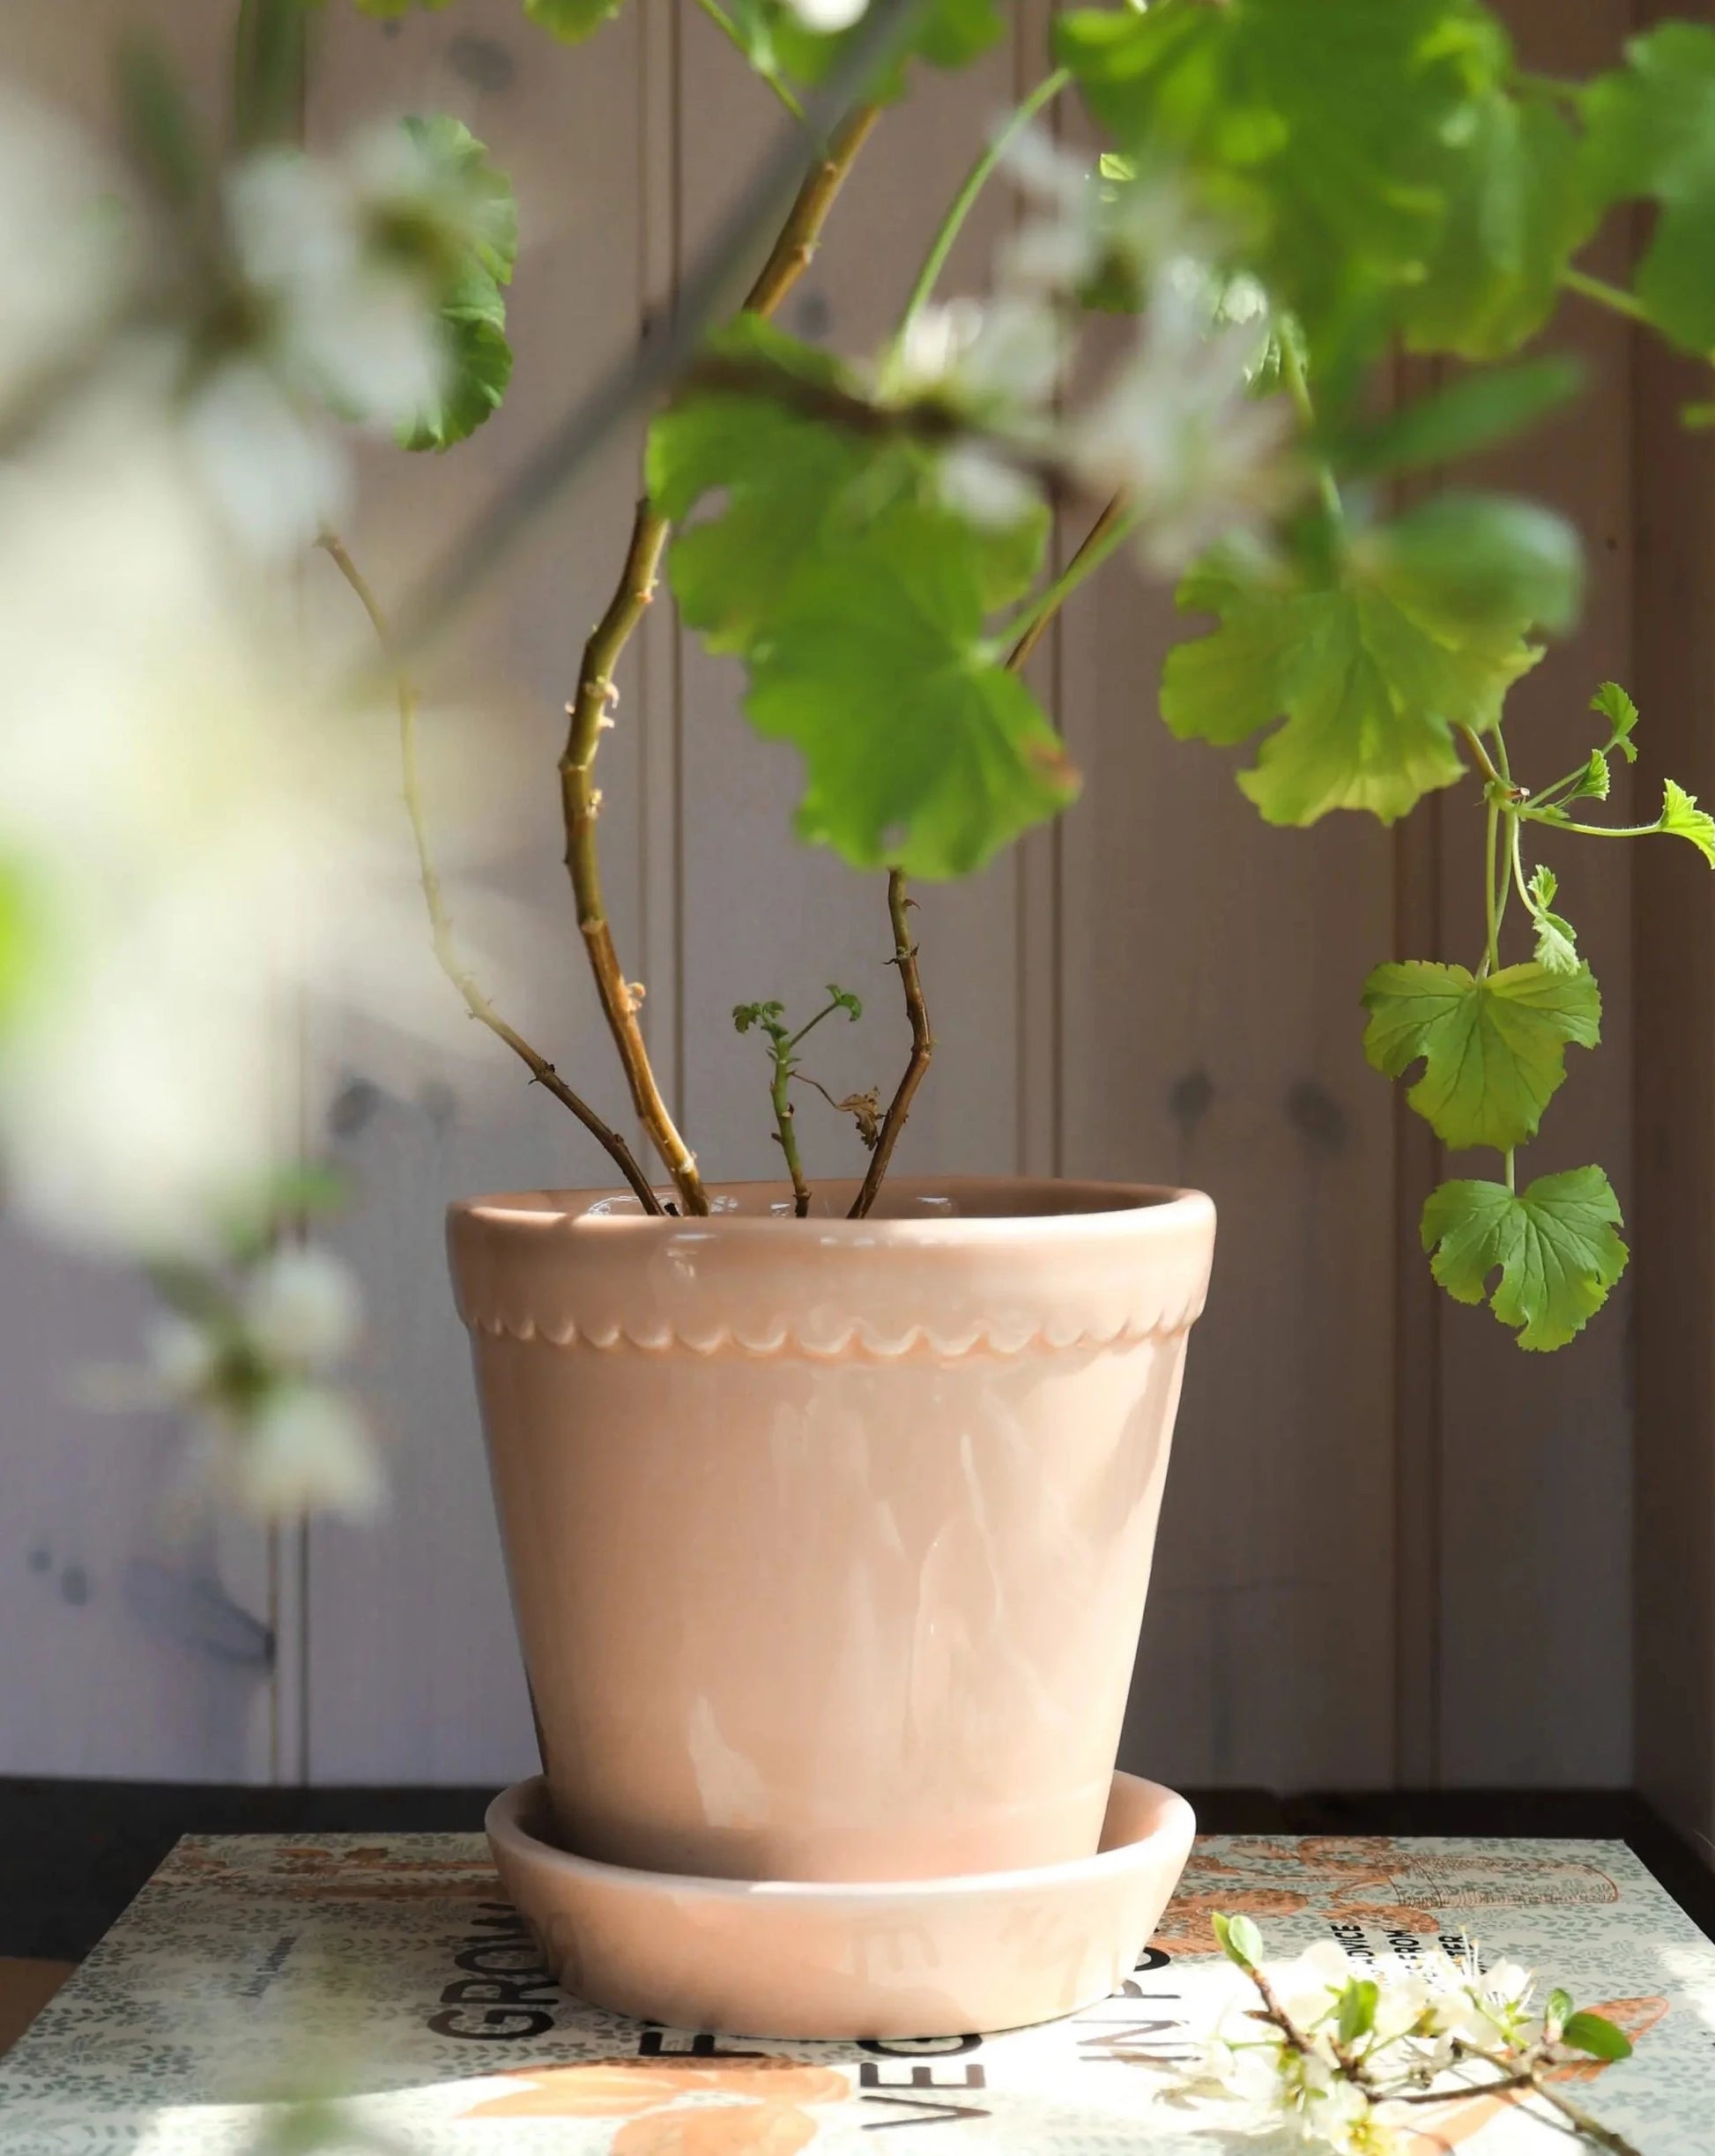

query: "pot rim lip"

left=486, top=1773, right=1196, bottom=1903
left=449, top=1174, right=1214, bottom=1245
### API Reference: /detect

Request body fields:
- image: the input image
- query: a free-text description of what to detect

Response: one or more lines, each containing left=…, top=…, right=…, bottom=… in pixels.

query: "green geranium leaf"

left=1056, top=0, right=1510, bottom=365
left=1526, top=865, right=1580, bottom=975
left=1374, top=493, right=1582, bottom=638
left=650, top=329, right=900, bottom=651
left=1333, top=356, right=1582, bottom=480
left=397, top=114, right=517, bottom=287
left=1583, top=24, right=1715, bottom=354
left=1562, top=2010, right=1634, bottom=2062
left=1422, top=1166, right=1629, bottom=1351
left=1401, top=89, right=1594, bottom=360
left=392, top=118, right=516, bottom=450
left=1659, top=779, right=1715, bottom=866
left=1574, top=749, right=1611, bottom=802
left=401, top=299, right=513, bottom=450
left=744, top=532, right=1077, bottom=878
left=1591, top=680, right=1639, bottom=760
left=524, top=0, right=623, bottom=37
left=1162, top=493, right=1576, bottom=828
left=1362, top=960, right=1600, bottom=1151
left=653, top=322, right=1067, bottom=878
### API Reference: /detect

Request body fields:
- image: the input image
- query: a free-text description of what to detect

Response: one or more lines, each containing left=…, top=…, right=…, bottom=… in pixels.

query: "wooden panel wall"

left=0, top=0, right=1648, bottom=1795
left=1631, top=0, right=1715, bottom=1858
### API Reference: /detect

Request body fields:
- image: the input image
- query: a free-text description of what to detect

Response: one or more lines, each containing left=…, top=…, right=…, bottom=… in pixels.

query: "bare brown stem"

left=561, top=101, right=883, bottom=1216
left=317, top=533, right=664, bottom=1216
left=743, top=103, right=883, bottom=315
left=848, top=871, right=932, bottom=1219
left=1007, top=492, right=1130, bottom=671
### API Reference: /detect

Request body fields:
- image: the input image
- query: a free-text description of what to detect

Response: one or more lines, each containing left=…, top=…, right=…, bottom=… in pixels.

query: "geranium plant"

left=4, top=0, right=1715, bottom=1506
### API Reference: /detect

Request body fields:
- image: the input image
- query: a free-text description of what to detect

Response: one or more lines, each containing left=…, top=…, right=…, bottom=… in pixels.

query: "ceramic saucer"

left=486, top=1771, right=1195, bottom=2040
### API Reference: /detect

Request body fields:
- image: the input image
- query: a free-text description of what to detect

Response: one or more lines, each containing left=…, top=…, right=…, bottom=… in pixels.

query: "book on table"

left=2, top=1828, right=1711, bottom=2151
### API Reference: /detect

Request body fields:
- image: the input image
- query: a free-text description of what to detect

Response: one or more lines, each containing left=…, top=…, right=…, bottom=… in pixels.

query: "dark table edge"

left=2, top=1779, right=1710, bottom=1962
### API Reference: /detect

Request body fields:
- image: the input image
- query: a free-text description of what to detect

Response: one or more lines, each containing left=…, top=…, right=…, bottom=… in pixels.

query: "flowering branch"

left=1197, top=1913, right=1645, bottom=2156
left=316, top=533, right=664, bottom=1215
left=559, top=99, right=881, bottom=1216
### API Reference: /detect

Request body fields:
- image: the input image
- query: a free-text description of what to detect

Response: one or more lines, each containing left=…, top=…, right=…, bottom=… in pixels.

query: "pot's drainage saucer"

left=486, top=1772, right=1195, bottom=2041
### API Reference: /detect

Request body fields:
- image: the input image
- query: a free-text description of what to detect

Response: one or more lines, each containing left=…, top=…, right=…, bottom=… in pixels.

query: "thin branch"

left=387, top=0, right=924, bottom=657
left=1562, top=265, right=1651, bottom=325
left=770, top=1052, right=812, bottom=1216
left=316, top=532, right=664, bottom=1216
left=560, top=98, right=883, bottom=1216
left=744, top=102, right=884, bottom=316
left=848, top=871, right=932, bottom=1218
left=896, top=67, right=1071, bottom=338
left=1005, top=492, right=1134, bottom=671
left=843, top=494, right=1135, bottom=1224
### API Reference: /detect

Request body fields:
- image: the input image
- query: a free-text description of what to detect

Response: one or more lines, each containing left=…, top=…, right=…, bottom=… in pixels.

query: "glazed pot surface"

left=449, top=1176, right=1214, bottom=1884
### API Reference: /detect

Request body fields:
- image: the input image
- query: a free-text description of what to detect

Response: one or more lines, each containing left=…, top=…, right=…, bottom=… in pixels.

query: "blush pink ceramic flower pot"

left=449, top=1176, right=1214, bottom=1887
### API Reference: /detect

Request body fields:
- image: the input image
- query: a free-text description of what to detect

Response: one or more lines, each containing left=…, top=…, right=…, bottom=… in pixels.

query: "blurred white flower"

left=0, top=87, right=126, bottom=413
left=0, top=383, right=485, bottom=1255
left=244, top=1246, right=363, bottom=1364
left=780, top=0, right=870, bottom=28
left=1067, top=279, right=1297, bottom=573
left=217, top=1385, right=383, bottom=1522
left=935, top=441, right=1041, bottom=532
left=145, top=1311, right=223, bottom=1399
left=178, top=357, right=350, bottom=561
left=891, top=290, right=1069, bottom=417
left=224, top=138, right=445, bottom=434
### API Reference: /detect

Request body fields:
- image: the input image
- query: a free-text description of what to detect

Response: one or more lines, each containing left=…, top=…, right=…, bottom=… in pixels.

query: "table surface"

left=2, top=1780, right=1711, bottom=2064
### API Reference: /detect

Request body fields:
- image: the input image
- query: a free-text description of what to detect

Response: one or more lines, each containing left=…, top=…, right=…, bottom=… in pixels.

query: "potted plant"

left=4, top=0, right=1715, bottom=2041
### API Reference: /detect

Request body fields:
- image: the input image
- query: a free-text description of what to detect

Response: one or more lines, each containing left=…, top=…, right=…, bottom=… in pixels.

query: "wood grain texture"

left=1630, top=0, right=1715, bottom=1858
left=672, top=26, right=1028, bottom=1198
left=1429, top=0, right=1635, bottom=1789
left=299, top=0, right=658, bottom=1781
left=1, top=1, right=1654, bottom=1798
left=0, top=1961, right=72, bottom=2058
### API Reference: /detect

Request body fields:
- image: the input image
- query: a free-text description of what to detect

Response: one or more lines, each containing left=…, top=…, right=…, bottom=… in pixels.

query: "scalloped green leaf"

left=1583, top=23, right=1715, bottom=354
left=1162, top=493, right=1578, bottom=828
left=524, top=0, right=624, bottom=41
left=1422, top=1167, right=1629, bottom=1351
left=393, top=117, right=516, bottom=450
left=1055, top=0, right=1511, bottom=365
left=1659, top=779, right=1715, bottom=866
left=1401, top=88, right=1594, bottom=360
left=1362, top=960, right=1600, bottom=1151
left=651, top=322, right=1066, bottom=878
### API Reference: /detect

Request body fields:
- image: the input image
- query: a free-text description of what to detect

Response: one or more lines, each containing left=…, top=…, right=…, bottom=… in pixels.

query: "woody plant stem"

left=560, top=102, right=882, bottom=1217
left=317, top=533, right=664, bottom=1213
left=847, top=493, right=1125, bottom=1218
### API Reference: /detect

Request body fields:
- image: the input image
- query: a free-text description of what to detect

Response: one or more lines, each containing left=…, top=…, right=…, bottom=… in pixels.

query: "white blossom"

left=219, top=1385, right=383, bottom=1521
left=779, top=0, right=870, bottom=28
left=177, top=357, right=350, bottom=561
left=244, top=1247, right=363, bottom=1364
left=935, top=441, right=1042, bottom=532
left=223, top=138, right=445, bottom=433
left=0, top=385, right=490, bottom=1256
left=1067, top=278, right=1297, bottom=573
left=0, top=88, right=125, bottom=413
